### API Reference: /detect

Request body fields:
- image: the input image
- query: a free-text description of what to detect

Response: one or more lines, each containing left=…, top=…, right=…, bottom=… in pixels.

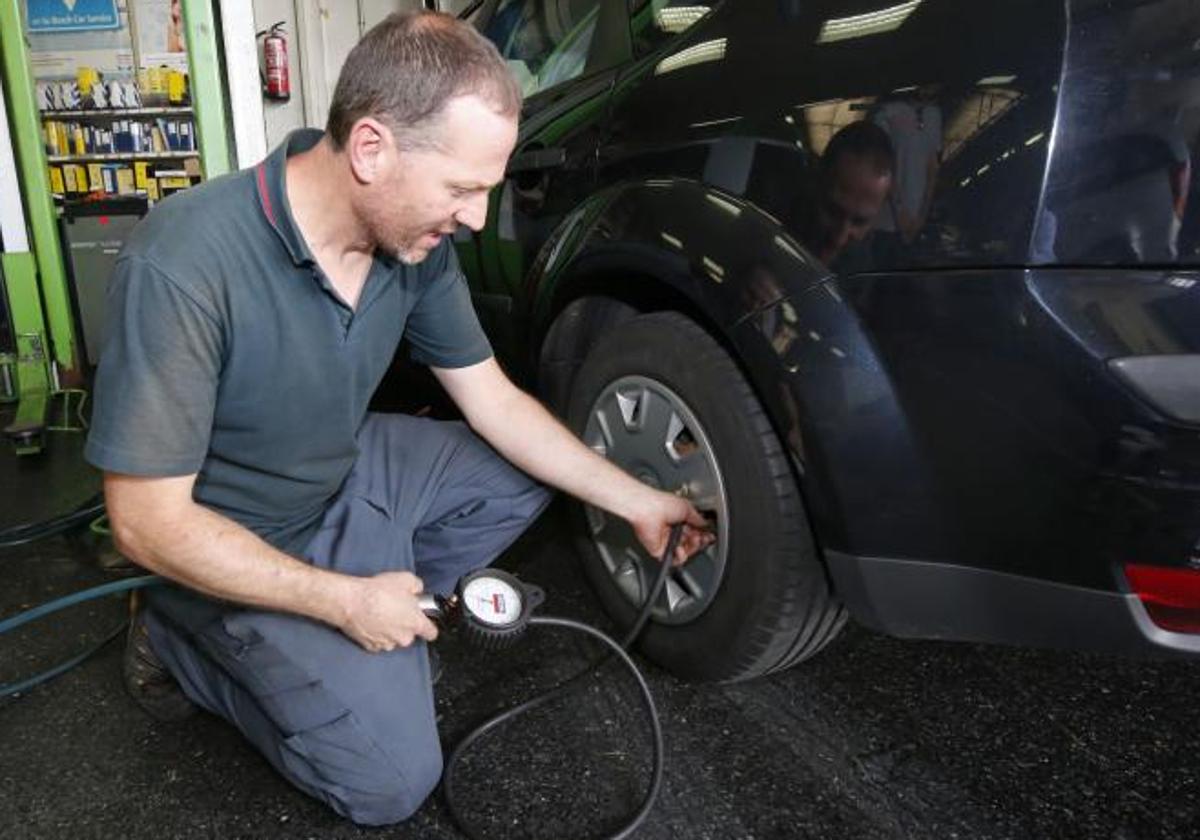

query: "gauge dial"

left=461, top=575, right=523, bottom=627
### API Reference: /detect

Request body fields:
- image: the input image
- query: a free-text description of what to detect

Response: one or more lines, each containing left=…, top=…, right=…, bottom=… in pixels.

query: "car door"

left=466, top=0, right=632, bottom=374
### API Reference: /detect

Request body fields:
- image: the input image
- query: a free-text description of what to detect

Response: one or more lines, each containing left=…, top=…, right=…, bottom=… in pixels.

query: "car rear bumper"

left=827, top=550, right=1200, bottom=657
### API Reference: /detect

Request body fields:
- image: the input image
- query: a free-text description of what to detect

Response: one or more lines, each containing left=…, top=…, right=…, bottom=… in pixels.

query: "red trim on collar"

left=256, top=163, right=276, bottom=227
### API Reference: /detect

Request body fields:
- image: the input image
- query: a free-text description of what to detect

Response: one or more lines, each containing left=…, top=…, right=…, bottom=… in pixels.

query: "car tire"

left=565, top=311, right=846, bottom=682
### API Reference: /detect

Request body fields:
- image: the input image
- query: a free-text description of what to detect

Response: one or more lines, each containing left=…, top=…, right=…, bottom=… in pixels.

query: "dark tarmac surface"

left=3, top=432, right=1200, bottom=839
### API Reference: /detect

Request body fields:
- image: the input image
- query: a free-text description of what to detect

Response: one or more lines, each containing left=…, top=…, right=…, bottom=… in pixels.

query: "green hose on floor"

left=0, top=574, right=162, bottom=699
left=0, top=493, right=162, bottom=699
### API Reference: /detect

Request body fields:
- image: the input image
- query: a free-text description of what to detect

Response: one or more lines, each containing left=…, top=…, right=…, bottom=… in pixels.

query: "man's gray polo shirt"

left=85, top=129, right=493, bottom=554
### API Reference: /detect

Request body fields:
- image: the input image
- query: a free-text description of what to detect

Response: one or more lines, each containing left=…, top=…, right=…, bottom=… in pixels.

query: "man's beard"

left=395, top=242, right=431, bottom=266
left=375, top=220, right=435, bottom=265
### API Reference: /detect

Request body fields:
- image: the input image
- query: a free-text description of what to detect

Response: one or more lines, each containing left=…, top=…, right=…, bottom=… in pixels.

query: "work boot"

left=122, top=594, right=197, bottom=722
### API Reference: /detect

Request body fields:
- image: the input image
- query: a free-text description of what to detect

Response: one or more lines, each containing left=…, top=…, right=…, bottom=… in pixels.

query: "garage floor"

left=3, top=427, right=1200, bottom=839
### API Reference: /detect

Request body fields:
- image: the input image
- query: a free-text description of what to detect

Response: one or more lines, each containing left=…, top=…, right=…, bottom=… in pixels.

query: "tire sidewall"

left=566, top=313, right=819, bottom=680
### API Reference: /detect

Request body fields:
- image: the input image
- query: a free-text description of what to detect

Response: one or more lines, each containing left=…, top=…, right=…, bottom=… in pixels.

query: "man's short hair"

left=326, top=10, right=522, bottom=151
left=823, top=120, right=896, bottom=176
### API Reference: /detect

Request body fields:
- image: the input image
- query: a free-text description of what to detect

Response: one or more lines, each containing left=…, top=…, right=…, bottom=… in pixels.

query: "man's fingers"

left=672, top=526, right=714, bottom=565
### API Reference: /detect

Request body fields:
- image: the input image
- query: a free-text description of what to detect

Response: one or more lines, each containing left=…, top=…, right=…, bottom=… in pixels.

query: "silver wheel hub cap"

left=582, top=375, right=729, bottom=624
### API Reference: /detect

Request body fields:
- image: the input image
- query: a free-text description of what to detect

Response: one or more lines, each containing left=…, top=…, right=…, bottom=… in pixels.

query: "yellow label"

left=72, top=126, right=85, bottom=156
left=146, top=179, right=160, bottom=201
left=148, top=67, right=167, bottom=95
left=167, top=70, right=186, bottom=104
left=158, top=175, right=190, bottom=189
left=116, top=167, right=135, bottom=195
left=87, top=163, right=104, bottom=191
left=134, top=161, right=151, bottom=189
left=71, top=165, right=90, bottom=194
left=48, top=166, right=65, bottom=194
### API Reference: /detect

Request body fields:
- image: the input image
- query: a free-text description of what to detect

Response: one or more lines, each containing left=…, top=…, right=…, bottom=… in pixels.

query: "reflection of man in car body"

left=796, top=120, right=896, bottom=271
left=871, top=85, right=943, bottom=263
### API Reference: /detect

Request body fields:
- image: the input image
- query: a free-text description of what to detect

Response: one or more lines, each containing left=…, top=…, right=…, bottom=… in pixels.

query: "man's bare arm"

left=433, top=358, right=712, bottom=563
left=104, top=472, right=437, bottom=650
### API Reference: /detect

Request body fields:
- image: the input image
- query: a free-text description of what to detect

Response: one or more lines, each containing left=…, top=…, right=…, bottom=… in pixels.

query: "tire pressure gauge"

left=419, top=569, right=544, bottom=649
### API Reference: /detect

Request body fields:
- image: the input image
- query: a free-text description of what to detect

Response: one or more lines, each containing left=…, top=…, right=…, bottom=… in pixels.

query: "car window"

left=628, top=0, right=714, bottom=58
left=484, top=0, right=606, bottom=96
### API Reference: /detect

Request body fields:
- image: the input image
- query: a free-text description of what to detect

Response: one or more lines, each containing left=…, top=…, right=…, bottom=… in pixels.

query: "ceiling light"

left=817, top=0, right=921, bottom=44
left=656, top=38, right=727, bottom=75
left=977, top=75, right=1016, bottom=86
left=702, top=256, right=725, bottom=282
left=705, top=193, right=742, bottom=217
left=656, top=5, right=710, bottom=34
left=689, top=115, right=741, bottom=129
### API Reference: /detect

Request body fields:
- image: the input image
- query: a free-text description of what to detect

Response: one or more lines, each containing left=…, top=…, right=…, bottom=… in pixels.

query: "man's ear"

left=345, top=117, right=394, bottom=185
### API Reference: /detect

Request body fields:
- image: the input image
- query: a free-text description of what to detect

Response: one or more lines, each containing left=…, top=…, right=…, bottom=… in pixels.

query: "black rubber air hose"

left=441, top=524, right=683, bottom=840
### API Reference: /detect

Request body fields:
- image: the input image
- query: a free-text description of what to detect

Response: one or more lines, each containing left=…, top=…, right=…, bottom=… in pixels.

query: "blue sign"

left=26, top=0, right=120, bottom=33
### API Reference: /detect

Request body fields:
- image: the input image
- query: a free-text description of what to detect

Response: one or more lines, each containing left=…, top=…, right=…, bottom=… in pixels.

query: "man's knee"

left=331, top=747, right=444, bottom=826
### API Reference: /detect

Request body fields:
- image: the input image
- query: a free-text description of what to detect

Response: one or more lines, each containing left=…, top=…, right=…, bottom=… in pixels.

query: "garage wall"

left=251, top=0, right=308, bottom=148
left=249, top=0, right=426, bottom=149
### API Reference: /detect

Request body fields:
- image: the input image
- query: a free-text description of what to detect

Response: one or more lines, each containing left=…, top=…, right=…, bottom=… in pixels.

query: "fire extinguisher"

left=259, top=22, right=290, bottom=102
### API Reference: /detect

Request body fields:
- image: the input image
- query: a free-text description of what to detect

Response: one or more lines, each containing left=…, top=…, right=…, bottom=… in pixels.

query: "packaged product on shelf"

left=55, top=81, right=81, bottom=110
left=87, top=163, right=104, bottom=192
left=116, top=167, right=136, bottom=196
left=157, top=170, right=190, bottom=196
left=76, top=67, right=100, bottom=101
left=134, top=162, right=151, bottom=190
left=150, top=121, right=168, bottom=152
left=92, top=81, right=109, bottom=110
left=167, top=70, right=188, bottom=105
left=36, top=82, right=54, bottom=112
left=47, top=166, right=65, bottom=195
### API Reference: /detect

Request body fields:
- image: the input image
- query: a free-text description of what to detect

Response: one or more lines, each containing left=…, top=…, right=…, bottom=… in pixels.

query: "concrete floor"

left=3, top=430, right=1200, bottom=839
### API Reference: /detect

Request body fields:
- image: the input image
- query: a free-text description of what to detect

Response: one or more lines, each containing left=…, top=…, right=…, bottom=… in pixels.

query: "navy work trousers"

left=143, top=414, right=553, bottom=825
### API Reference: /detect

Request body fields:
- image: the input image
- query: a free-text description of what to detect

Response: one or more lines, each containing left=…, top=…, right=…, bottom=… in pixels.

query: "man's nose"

left=455, top=193, right=489, bottom=232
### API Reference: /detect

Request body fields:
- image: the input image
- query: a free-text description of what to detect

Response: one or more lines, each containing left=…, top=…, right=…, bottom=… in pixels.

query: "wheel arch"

left=524, top=178, right=856, bottom=564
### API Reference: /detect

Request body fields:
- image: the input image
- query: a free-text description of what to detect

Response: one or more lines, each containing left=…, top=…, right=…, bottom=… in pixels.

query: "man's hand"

left=339, top=571, right=439, bottom=652
left=630, top=490, right=715, bottom=566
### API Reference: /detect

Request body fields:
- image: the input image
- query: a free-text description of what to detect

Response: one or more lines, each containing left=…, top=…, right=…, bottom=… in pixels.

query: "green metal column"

left=0, top=0, right=81, bottom=381
left=182, top=0, right=233, bottom=179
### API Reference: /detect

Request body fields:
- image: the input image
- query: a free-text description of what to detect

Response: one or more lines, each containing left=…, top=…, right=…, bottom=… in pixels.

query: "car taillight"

left=1124, top=563, right=1200, bottom=633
